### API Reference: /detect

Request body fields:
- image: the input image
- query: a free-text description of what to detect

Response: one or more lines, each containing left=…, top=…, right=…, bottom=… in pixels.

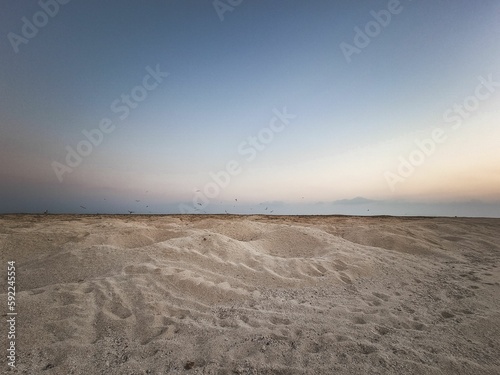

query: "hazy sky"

left=1, top=0, right=499, bottom=216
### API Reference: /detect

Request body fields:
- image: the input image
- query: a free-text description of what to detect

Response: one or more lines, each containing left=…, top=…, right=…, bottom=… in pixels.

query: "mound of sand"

left=1, top=215, right=499, bottom=374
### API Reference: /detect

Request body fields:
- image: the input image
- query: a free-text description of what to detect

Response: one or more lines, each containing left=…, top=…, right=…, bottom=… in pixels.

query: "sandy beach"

left=1, top=214, right=499, bottom=374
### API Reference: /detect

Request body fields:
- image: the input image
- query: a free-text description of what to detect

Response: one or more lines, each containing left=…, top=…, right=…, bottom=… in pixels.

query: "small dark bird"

left=265, top=207, right=268, bottom=210
left=235, top=198, right=237, bottom=201
left=80, top=206, right=86, bottom=210
left=197, top=203, right=202, bottom=206
left=128, top=210, right=134, bottom=214
left=43, top=210, right=48, bottom=214
left=135, top=200, right=140, bottom=202
left=270, top=210, right=274, bottom=213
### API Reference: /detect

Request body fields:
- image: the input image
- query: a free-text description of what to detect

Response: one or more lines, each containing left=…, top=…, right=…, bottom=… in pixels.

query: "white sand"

left=1, top=214, right=499, bottom=374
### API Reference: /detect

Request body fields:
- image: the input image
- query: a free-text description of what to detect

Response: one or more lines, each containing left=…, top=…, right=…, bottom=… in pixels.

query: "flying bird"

left=128, top=210, right=134, bottom=214
left=135, top=200, right=140, bottom=202
left=80, top=206, right=86, bottom=210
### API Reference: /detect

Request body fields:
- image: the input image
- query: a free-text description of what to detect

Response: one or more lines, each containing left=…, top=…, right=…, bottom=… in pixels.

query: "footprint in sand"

left=333, top=260, right=348, bottom=271
left=441, top=311, right=455, bottom=319
left=352, top=316, right=367, bottom=325
left=411, top=322, right=426, bottom=331
left=45, top=321, right=77, bottom=341
left=372, top=292, right=390, bottom=302
left=338, top=272, right=352, bottom=284
left=270, top=316, right=291, bottom=326
left=109, top=301, right=132, bottom=319
left=359, top=343, right=378, bottom=355
left=374, top=325, right=390, bottom=335
left=314, top=264, right=328, bottom=274
left=239, top=315, right=250, bottom=324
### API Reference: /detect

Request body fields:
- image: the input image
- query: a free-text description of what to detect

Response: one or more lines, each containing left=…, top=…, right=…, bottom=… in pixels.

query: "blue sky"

left=1, top=0, right=499, bottom=216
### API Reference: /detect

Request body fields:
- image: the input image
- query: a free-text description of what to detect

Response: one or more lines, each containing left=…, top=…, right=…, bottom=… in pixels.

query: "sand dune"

left=1, top=215, right=499, bottom=374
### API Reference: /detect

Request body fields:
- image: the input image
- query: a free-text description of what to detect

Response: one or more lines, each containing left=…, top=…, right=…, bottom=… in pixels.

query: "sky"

left=1, top=0, right=499, bottom=216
